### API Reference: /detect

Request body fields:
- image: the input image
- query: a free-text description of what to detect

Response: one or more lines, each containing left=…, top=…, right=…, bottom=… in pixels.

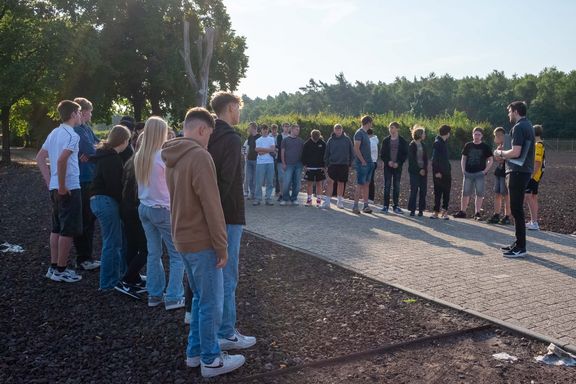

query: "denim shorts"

left=493, top=175, right=508, bottom=195
left=355, top=161, right=374, bottom=185
left=50, top=189, right=82, bottom=237
left=462, top=171, right=486, bottom=197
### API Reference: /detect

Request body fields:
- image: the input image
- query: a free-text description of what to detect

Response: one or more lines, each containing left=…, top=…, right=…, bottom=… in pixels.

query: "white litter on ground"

left=535, top=343, right=576, bottom=367
left=0, top=242, right=25, bottom=253
left=492, top=352, right=518, bottom=362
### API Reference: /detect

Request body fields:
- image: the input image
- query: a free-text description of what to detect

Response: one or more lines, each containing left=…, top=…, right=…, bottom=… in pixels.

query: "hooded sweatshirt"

left=324, top=133, right=354, bottom=167
left=161, top=137, right=227, bottom=259
left=90, top=147, right=124, bottom=202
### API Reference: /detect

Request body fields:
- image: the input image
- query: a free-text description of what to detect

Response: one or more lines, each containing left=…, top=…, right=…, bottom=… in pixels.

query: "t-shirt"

left=506, top=117, right=535, bottom=174
left=462, top=141, right=493, bottom=173
left=255, top=135, right=276, bottom=164
left=353, top=128, right=372, bottom=163
left=390, top=138, right=399, bottom=163
left=533, top=141, right=545, bottom=182
left=246, top=134, right=260, bottom=161
left=369, top=136, right=379, bottom=164
left=281, top=136, right=304, bottom=165
left=138, top=150, right=170, bottom=208
left=41, top=123, right=81, bottom=190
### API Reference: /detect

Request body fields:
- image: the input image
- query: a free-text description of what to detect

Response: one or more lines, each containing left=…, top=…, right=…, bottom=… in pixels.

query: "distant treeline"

left=240, top=68, right=576, bottom=138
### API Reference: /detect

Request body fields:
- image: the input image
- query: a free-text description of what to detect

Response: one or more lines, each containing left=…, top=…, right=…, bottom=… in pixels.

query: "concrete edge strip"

left=246, top=230, right=576, bottom=355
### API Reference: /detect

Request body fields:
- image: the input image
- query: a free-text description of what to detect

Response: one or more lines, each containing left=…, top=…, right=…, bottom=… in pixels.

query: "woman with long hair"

left=90, top=125, right=132, bottom=291
left=134, top=116, right=185, bottom=310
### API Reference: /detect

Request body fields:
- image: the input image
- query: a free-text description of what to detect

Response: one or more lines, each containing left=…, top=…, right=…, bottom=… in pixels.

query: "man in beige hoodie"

left=162, top=107, right=245, bottom=378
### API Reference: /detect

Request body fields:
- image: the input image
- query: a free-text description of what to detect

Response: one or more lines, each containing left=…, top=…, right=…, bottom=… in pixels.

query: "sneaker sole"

left=114, top=286, right=142, bottom=300
left=201, top=358, right=245, bottom=378
left=219, top=338, right=257, bottom=351
left=165, top=302, right=185, bottom=310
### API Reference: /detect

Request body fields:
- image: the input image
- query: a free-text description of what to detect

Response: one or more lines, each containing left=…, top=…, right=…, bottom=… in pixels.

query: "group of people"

left=36, top=93, right=256, bottom=377
left=245, top=101, right=544, bottom=258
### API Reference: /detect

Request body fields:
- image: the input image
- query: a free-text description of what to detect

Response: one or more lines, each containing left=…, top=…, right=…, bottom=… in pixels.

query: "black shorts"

left=525, top=178, right=539, bottom=195
left=304, top=169, right=326, bottom=182
left=327, top=164, right=349, bottom=183
left=50, top=189, right=83, bottom=237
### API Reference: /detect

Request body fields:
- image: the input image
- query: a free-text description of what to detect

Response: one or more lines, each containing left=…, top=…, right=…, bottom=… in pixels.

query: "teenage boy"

left=72, top=97, right=101, bottom=271
left=487, top=127, right=511, bottom=225
left=367, top=128, right=379, bottom=203
left=36, top=100, right=84, bottom=283
left=352, top=116, right=374, bottom=214
left=253, top=124, right=276, bottom=206
left=280, top=123, right=304, bottom=206
left=526, top=124, right=545, bottom=230
left=494, top=101, right=535, bottom=258
left=162, top=107, right=245, bottom=378
left=454, top=127, right=494, bottom=220
left=380, top=122, right=408, bottom=214
left=208, top=92, right=256, bottom=350
left=275, top=123, right=291, bottom=201
left=431, top=124, right=452, bottom=220
left=244, top=122, right=260, bottom=200
left=302, top=129, right=327, bottom=207
left=323, top=124, right=354, bottom=209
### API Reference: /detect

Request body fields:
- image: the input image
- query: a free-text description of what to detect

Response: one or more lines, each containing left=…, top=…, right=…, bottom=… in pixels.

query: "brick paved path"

left=246, top=194, right=576, bottom=350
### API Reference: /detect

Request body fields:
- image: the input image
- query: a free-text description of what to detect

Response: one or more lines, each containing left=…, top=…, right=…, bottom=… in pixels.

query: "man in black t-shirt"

left=454, top=127, right=493, bottom=220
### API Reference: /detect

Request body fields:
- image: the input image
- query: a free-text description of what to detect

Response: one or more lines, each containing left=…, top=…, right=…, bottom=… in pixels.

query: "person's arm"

left=484, top=154, right=494, bottom=175
left=460, top=155, right=467, bottom=174
left=353, top=140, right=366, bottom=166
left=57, top=149, right=73, bottom=195
left=217, top=134, right=242, bottom=200
left=495, top=145, right=522, bottom=159
left=35, top=149, right=51, bottom=188
left=281, top=139, right=287, bottom=170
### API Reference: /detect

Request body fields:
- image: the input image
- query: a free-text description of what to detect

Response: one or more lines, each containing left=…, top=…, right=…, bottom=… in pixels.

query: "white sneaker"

left=219, top=329, right=256, bottom=350
left=79, top=260, right=100, bottom=270
left=201, top=353, right=245, bottom=378
left=337, top=200, right=344, bottom=209
left=526, top=221, right=540, bottom=230
left=279, top=201, right=287, bottom=206
left=50, top=269, right=82, bottom=283
left=186, top=355, right=200, bottom=368
left=45, top=267, right=54, bottom=279
left=184, top=311, right=191, bottom=325
left=321, top=201, right=331, bottom=209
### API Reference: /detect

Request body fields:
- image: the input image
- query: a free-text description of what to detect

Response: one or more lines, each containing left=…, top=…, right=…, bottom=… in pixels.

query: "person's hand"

left=282, top=163, right=287, bottom=171
left=361, top=161, right=367, bottom=166
left=57, top=186, right=70, bottom=197
left=216, top=251, right=228, bottom=268
left=393, top=162, right=398, bottom=169
left=388, top=161, right=394, bottom=168
left=80, top=154, right=90, bottom=162
left=419, top=169, right=425, bottom=176
left=434, top=172, right=442, bottom=179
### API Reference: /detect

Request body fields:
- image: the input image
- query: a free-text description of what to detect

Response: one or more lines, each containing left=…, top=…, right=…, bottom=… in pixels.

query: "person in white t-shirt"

left=253, top=124, right=276, bottom=205
left=367, top=128, right=379, bottom=203
left=36, top=100, right=84, bottom=283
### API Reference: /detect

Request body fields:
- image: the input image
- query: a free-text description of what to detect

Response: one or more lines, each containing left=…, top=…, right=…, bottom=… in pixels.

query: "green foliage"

left=238, top=112, right=491, bottom=158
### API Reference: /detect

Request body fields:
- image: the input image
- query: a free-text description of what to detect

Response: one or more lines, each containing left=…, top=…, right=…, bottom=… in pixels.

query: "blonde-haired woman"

left=90, top=125, right=132, bottom=291
left=135, top=116, right=185, bottom=310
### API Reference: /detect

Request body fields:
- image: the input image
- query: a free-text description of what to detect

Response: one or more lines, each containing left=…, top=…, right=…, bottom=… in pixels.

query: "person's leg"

left=418, top=174, right=427, bottom=213
left=461, top=174, right=471, bottom=212
left=433, top=177, right=441, bottom=213
left=49, top=233, right=59, bottom=265
left=368, top=162, right=377, bottom=201
left=243, top=160, right=249, bottom=197
left=337, top=181, right=345, bottom=198
left=508, top=172, right=531, bottom=250
left=264, top=163, right=275, bottom=202
left=443, top=175, right=451, bottom=212
left=153, top=207, right=184, bottom=304
left=219, top=224, right=243, bottom=338
left=273, top=161, right=279, bottom=195
left=392, top=167, right=402, bottom=208
left=122, top=213, right=148, bottom=284
left=276, top=163, right=284, bottom=200
left=73, top=182, right=96, bottom=265
left=494, top=194, right=503, bottom=215
left=139, top=205, right=166, bottom=300
left=408, top=173, right=418, bottom=213
left=57, top=236, right=74, bottom=269
left=91, top=196, right=123, bottom=290
left=290, top=164, right=303, bottom=202
left=254, top=164, right=264, bottom=202
left=282, top=165, right=294, bottom=202
left=383, top=165, right=392, bottom=208
left=475, top=174, right=485, bottom=214
left=247, top=160, right=257, bottom=199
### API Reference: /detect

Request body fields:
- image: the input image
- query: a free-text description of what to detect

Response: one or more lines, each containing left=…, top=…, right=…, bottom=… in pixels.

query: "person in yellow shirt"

left=525, top=124, right=545, bottom=230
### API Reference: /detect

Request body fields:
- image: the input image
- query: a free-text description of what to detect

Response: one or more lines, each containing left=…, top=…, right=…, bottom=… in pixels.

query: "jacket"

left=161, top=137, right=227, bottom=259
left=324, top=133, right=354, bottom=167
left=380, top=135, right=409, bottom=166
left=408, top=141, right=428, bottom=175
left=120, top=156, right=139, bottom=219
left=90, top=148, right=124, bottom=202
left=431, top=135, right=451, bottom=176
left=301, top=138, right=326, bottom=168
left=208, top=119, right=246, bottom=225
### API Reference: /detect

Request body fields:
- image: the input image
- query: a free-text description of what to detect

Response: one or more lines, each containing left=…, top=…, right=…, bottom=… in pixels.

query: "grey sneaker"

left=219, top=329, right=256, bottom=350
left=201, top=353, right=245, bottom=378
left=393, top=206, right=404, bottom=214
left=362, top=206, right=373, bottom=214
left=45, top=267, right=54, bottom=279
left=165, top=298, right=185, bottom=310
left=78, top=260, right=100, bottom=270
left=50, top=269, right=82, bottom=283
left=148, top=296, right=163, bottom=307
left=352, top=206, right=361, bottom=214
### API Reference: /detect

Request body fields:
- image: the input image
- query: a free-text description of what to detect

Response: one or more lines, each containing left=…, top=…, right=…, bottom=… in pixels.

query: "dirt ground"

left=1, top=162, right=575, bottom=383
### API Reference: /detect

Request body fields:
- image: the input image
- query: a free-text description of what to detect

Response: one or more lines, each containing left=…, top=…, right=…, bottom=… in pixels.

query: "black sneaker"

left=487, top=213, right=500, bottom=224
left=453, top=211, right=467, bottom=218
left=499, top=216, right=511, bottom=225
left=474, top=212, right=482, bottom=221
left=417, top=211, right=423, bottom=217
left=409, top=211, right=415, bottom=217
left=500, top=243, right=516, bottom=252
left=114, top=281, right=142, bottom=300
left=503, top=247, right=527, bottom=258
left=132, top=280, right=147, bottom=293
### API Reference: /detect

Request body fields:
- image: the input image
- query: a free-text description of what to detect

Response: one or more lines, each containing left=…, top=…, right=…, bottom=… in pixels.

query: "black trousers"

left=73, top=182, right=96, bottom=263
left=368, top=162, right=377, bottom=201
left=408, top=173, right=427, bottom=213
left=383, top=165, right=402, bottom=208
left=122, top=210, right=148, bottom=284
left=433, top=174, right=451, bottom=212
left=507, top=172, right=531, bottom=249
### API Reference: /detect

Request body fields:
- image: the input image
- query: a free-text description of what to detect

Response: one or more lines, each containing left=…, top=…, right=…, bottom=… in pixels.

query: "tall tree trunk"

left=1, top=105, right=11, bottom=164
left=181, top=18, right=215, bottom=107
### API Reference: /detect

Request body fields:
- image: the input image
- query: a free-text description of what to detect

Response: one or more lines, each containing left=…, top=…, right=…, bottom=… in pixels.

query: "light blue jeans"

left=138, top=204, right=185, bottom=302
left=90, top=195, right=125, bottom=290
left=254, top=163, right=275, bottom=202
left=182, top=248, right=223, bottom=364
left=245, top=159, right=257, bottom=198
left=282, top=163, right=303, bottom=202
left=219, top=224, right=243, bottom=339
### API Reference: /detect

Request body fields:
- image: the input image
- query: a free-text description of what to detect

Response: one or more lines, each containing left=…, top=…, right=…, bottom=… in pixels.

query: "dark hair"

left=533, top=124, right=543, bottom=137
left=135, top=122, right=145, bottom=132
left=388, top=121, right=400, bottom=130
left=57, top=100, right=81, bottom=122
left=366, top=128, right=374, bottom=135
left=184, top=107, right=215, bottom=130
left=120, top=116, right=135, bottom=131
left=507, top=101, right=527, bottom=116
left=473, top=127, right=484, bottom=135
left=411, top=125, right=425, bottom=140
left=210, top=91, right=242, bottom=115
left=493, top=127, right=505, bottom=135
left=361, top=115, right=373, bottom=126
left=260, top=124, right=269, bottom=130
left=439, top=124, right=452, bottom=136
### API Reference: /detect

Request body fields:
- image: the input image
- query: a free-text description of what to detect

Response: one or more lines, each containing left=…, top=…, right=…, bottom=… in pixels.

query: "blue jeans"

left=182, top=248, right=223, bottom=363
left=138, top=205, right=185, bottom=302
left=282, top=163, right=303, bottom=202
left=219, top=224, right=243, bottom=338
left=90, top=195, right=125, bottom=290
left=254, top=163, right=275, bottom=201
left=245, top=159, right=257, bottom=198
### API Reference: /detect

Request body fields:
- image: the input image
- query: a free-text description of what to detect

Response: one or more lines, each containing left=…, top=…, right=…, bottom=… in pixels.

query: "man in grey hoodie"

left=323, top=124, right=354, bottom=209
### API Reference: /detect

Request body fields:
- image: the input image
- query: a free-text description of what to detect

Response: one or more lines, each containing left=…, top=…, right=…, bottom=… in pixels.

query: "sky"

left=223, top=0, right=576, bottom=99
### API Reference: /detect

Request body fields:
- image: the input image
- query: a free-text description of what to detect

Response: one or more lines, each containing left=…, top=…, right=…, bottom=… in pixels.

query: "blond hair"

left=134, top=116, right=168, bottom=186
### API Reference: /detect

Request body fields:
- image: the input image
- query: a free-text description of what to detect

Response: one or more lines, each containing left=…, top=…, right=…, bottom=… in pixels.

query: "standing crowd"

left=36, top=94, right=542, bottom=377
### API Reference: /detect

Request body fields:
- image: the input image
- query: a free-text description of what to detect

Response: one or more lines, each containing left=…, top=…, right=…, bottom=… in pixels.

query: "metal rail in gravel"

left=235, top=324, right=493, bottom=382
